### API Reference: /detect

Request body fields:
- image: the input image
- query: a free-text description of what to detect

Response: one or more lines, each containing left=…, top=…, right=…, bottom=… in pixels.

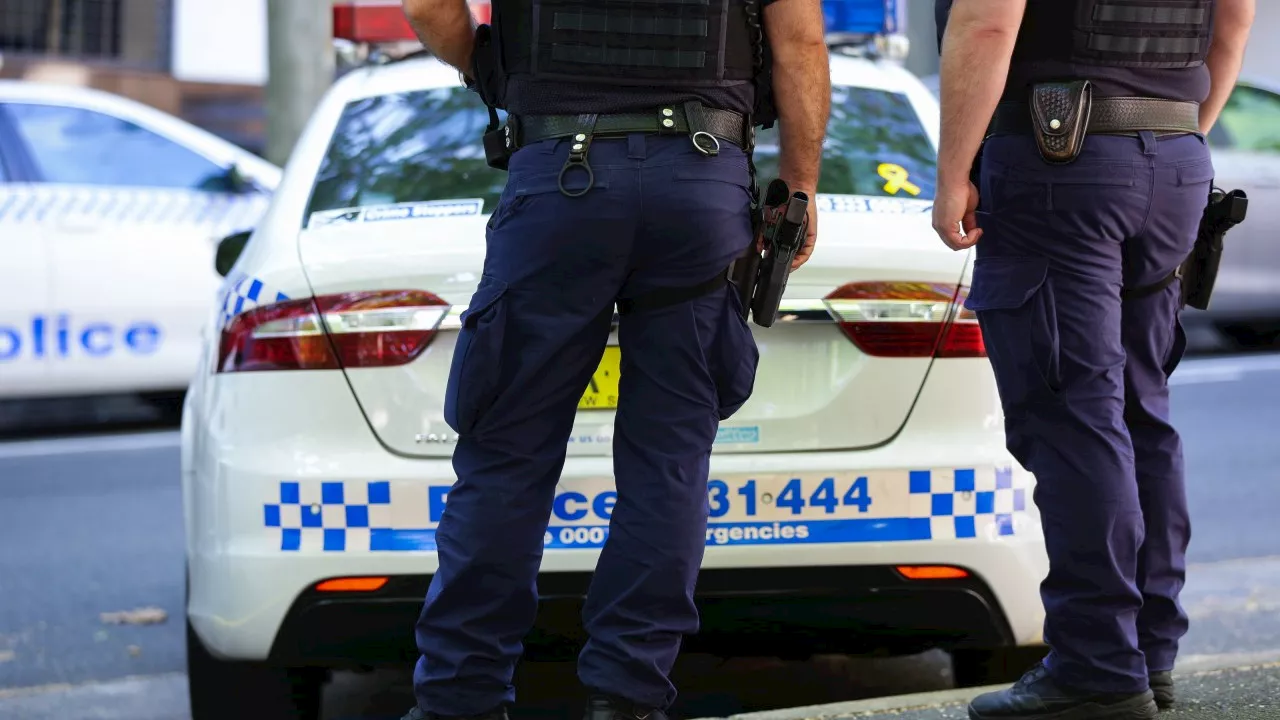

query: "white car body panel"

left=183, top=54, right=1049, bottom=664
left=0, top=81, right=280, bottom=399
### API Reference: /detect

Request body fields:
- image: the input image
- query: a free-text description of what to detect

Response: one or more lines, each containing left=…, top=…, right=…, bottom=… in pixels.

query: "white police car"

left=0, top=80, right=280, bottom=404
left=181, top=2, right=1049, bottom=717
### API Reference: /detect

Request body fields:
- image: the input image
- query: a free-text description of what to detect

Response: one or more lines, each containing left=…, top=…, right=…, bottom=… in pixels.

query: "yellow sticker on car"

left=878, top=163, right=921, bottom=196
left=578, top=346, right=621, bottom=410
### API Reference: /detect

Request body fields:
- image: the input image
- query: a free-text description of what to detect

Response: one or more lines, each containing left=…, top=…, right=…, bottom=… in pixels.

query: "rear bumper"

left=184, top=360, right=1047, bottom=664
left=269, top=566, right=1014, bottom=668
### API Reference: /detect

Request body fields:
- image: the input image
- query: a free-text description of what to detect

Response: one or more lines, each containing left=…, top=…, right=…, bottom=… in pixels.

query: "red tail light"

left=218, top=291, right=450, bottom=373
left=823, top=282, right=985, bottom=358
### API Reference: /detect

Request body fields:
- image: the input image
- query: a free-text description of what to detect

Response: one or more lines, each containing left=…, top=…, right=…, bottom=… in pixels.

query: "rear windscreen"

left=305, top=83, right=937, bottom=225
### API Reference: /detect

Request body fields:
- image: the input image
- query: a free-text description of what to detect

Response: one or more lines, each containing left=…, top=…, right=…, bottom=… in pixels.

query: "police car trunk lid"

left=296, top=202, right=972, bottom=458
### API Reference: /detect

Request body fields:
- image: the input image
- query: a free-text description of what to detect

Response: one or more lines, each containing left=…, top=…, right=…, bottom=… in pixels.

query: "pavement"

left=0, top=351, right=1279, bottom=718
left=689, top=654, right=1280, bottom=720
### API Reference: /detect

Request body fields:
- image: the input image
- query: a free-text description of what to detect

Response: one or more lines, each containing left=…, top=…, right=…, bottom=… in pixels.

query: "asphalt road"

left=1, top=352, right=1279, bottom=719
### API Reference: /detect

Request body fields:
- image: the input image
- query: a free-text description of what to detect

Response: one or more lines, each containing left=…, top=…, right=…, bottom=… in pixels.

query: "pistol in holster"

left=728, top=178, right=810, bottom=328
left=1122, top=186, right=1248, bottom=310
left=1180, top=187, right=1248, bottom=311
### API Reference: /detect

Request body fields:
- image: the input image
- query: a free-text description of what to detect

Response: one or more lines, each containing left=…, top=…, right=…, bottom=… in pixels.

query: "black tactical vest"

left=1004, top=0, right=1215, bottom=102
left=490, top=0, right=771, bottom=120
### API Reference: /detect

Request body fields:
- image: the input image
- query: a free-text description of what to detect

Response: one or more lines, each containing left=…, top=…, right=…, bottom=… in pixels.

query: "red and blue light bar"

left=334, top=0, right=905, bottom=50
left=822, top=0, right=903, bottom=36
left=333, top=1, right=490, bottom=44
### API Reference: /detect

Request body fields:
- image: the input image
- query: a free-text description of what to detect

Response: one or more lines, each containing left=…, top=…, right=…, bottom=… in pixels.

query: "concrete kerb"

left=688, top=649, right=1280, bottom=720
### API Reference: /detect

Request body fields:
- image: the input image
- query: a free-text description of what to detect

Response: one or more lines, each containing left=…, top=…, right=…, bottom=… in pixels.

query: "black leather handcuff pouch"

left=1029, top=80, right=1093, bottom=165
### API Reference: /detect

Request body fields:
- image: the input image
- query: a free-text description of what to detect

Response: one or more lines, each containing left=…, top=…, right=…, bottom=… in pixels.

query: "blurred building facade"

left=3, top=0, right=1278, bottom=158
left=0, top=0, right=269, bottom=154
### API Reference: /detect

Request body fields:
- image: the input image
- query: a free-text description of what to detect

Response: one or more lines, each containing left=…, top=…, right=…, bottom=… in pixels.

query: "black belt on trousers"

left=512, top=105, right=751, bottom=152
left=989, top=97, right=1201, bottom=136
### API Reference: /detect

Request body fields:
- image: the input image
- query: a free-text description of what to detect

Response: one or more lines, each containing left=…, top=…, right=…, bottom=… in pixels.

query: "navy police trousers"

left=967, top=131, right=1212, bottom=694
left=412, top=134, right=759, bottom=715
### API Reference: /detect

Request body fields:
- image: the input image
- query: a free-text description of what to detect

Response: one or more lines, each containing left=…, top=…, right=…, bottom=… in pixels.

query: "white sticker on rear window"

left=715, top=426, right=760, bottom=445
left=308, top=199, right=484, bottom=227
left=817, top=194, right=933, bottom=215
left=363, top=199, right=484, bottom=222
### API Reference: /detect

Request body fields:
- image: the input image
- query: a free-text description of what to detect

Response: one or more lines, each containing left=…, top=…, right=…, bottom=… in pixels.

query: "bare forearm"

left=1200, top=0, right=1255, bottom=133
left=937, top=7, right=1022, bottom=186
left=765, top=0, right=830, bottom=191
left=402, top=0, right=476, bottom=74
left=773, top=47, right=830, bottom=189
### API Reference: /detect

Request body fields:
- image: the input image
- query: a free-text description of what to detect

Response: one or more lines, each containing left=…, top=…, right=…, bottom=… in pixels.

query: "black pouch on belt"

left=471, top=25, right=513, bottom=171
left=1029, top=80, right=1093, bottom=165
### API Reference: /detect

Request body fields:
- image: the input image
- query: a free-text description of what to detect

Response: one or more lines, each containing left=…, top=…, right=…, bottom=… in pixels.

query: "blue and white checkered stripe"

left=263, top=467, right=1031, bottom=553
left=0, top=186, right=269, bottom=231
left=906, top=468, right=1027, bottom=540
left=218, top=271, right=290, bottom=328
left=265, top=481, right=394, bottom=552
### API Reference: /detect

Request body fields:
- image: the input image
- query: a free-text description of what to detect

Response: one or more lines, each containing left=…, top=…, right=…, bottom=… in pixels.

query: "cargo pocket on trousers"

left=964, top=256, right=1062, bottom=408
left=443, top=274, right=510, bottom=436
left=711, top=287, right=760, bottom=420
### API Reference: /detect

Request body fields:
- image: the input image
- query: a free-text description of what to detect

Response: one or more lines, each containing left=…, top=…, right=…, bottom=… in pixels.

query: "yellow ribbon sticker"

left=878, top=163, right=921, bottom=196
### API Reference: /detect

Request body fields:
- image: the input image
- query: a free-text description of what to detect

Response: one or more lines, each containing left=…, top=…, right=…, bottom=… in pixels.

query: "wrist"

left=937, top=164, right=974, bottom=187
left=777, top=171, right=818, bottom=192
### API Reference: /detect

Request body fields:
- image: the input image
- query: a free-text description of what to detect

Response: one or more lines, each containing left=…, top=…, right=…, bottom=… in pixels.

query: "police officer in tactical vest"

left=933, top=0, right=1254, bottom=718
left=398, top=1, right=830, bottom=719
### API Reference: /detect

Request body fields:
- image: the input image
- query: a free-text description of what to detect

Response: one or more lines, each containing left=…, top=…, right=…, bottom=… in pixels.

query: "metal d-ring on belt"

left=508, top=103, right=751, bottom=198
left=559, top=113, right=598, bottom=198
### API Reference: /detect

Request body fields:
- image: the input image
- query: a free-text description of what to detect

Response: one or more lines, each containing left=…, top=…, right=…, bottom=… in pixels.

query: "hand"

left=790, top=187, right=818, bottom=271
left=932, top=179, right=983, bottom=251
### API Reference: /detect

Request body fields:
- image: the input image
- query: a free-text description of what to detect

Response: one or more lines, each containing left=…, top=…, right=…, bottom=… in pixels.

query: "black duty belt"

left=499, top=101, right=756, bottom=199
left=989, top=97, right=1201, bottom=137
left=510, top=103, right=751, bottom=155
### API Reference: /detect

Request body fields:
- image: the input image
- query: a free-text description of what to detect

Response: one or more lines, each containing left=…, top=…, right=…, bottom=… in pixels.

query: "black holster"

left=1122, top=187, right=1248, bottom=310
left=1181, top=188, right=1248, bottom=310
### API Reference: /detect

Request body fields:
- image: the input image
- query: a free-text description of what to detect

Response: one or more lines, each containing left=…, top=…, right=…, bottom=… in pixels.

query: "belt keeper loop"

left=658, top=106, right=679, bottom=135
left=558, top=113, right=597, bottom=198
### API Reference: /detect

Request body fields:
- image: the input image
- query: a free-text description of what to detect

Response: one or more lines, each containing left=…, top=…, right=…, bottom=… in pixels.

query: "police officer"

left=398, top=1, right=829, bottom=719
left=932, top=0, right=1254, bottom=718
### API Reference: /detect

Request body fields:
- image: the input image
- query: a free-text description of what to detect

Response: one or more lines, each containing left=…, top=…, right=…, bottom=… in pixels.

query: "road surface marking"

left=1170, top=354, right=1280, bottom=386
left=0, top=431, right=179, bottom=460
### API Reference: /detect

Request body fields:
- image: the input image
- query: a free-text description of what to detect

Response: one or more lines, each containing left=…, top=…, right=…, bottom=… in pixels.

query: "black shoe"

left=584, top=694, right=670, bottom=720
left=1149, top=671, right=1174, bottom=710
left=968, top=664, right=1158, bottom=719
left=401, top=707, right=509, bottom=720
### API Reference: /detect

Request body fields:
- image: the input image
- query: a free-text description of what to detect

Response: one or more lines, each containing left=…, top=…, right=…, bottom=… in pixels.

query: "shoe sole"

left=968, top=692, right=1159, bottom=720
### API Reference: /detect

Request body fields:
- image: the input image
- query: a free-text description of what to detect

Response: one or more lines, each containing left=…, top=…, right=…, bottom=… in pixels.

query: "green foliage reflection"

left=305, top=84, right=938, bottom=224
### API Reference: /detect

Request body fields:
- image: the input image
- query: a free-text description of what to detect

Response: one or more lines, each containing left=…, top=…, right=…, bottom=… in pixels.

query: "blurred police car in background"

left=0, top=81, right=280, bottom=405
left=920, top=73, right=1280, bottom=348
left=181, top=2, right=1049, bottom=718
